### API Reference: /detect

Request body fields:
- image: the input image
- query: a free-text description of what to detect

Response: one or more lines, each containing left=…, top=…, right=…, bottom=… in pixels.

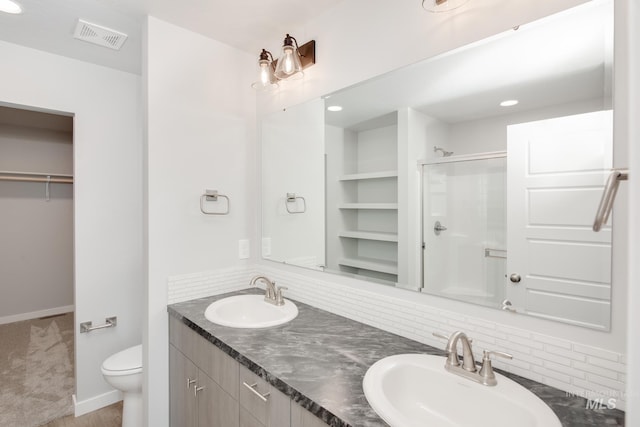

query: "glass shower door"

left=421, top=154, right=506, bottom=308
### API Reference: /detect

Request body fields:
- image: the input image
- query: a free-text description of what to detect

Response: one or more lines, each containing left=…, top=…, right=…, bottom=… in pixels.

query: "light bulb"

left=282, top=46, right=295, bottom=75
left=259, top=61, right=270, bottom=86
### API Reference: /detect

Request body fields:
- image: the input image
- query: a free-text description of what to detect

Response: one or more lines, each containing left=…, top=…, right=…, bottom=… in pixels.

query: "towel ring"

left=285, top=193, right=306, bottom=214
left=200, top=190, right=230, bottom=215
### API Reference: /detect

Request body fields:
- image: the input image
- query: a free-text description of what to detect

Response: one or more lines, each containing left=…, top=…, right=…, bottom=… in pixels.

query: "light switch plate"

left=238, top=239, right=250, bottom=259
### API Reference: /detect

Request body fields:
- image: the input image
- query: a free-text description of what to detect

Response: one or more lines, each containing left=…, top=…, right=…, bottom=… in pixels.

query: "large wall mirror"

left=261, top=1, right=615, bottom=330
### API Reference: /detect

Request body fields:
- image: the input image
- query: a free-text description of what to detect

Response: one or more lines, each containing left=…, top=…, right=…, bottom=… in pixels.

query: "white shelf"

left=339, top=171, right=398, bottom=181
left=338, top=203, right=398, bottom=210
left=338, top=257, right=398, bottom=275
left=338, top=230, right=398, bottom=242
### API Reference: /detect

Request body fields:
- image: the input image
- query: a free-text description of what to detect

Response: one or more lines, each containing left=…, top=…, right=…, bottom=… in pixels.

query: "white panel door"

left=506, top=110, right=613, bottom=329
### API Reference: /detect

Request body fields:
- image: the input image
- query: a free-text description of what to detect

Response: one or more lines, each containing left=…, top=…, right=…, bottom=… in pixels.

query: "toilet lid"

left=102, top=344, right=142, bottom=372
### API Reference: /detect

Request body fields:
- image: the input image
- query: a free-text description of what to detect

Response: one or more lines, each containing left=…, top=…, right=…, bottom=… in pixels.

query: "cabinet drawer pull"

left=194, top=385, right=205, bottom=397
left=186, top=378, right=196, bottom=389
left=242, top=381, right=270, bottom=402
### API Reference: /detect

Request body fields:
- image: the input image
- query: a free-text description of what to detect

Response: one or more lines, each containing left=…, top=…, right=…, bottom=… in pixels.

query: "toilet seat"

left=101, top=344, right=142, bottom=376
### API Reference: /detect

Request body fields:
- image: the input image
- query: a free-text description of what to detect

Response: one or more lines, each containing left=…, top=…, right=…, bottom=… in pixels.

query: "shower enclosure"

left=421, top=152, right=507, bottom=308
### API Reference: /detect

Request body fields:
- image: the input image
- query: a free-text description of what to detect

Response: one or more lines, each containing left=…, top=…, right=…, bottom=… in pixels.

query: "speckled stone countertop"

left=168, top=289, right=625, bottom=427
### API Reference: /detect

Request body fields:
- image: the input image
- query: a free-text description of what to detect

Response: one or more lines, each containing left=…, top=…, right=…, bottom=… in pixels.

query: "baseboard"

left=0, top=305, right=75, bottom=325
left=73, top=390, right=123, bottom=417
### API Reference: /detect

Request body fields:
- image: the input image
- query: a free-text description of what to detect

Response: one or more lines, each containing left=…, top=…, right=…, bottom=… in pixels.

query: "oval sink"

left=363, top=354, right=561, bottom=427
left=204, top=294, right=298, bottom=328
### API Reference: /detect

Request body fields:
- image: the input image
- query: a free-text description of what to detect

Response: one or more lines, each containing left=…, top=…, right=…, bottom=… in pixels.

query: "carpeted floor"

left=0, top=312, right=75, bottom=427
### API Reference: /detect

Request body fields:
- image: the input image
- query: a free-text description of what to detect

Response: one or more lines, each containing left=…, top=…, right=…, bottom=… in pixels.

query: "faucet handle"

left=479, top=350, right=513, bottom=386
left=485, top=350, right=512, bottom=360
left=275, top=286, right=288, bottom=306
left=432, top=332, right=450, bottom=341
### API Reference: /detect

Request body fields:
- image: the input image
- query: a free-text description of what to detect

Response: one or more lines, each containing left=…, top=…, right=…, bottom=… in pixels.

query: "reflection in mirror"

left=261, top=0, right=614, bottom=329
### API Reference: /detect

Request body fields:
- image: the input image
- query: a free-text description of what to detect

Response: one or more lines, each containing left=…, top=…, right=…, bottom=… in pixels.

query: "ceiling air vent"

left=73, top=19, right=128, bottom=50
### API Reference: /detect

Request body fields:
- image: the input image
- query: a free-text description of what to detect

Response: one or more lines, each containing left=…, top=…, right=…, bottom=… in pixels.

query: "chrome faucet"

left=433, top=331, right=512, bottom=386
left=249, top=275, right=287, bottom=306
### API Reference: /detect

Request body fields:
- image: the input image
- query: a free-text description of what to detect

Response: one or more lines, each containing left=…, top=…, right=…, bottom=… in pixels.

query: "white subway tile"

left=532, top=365, right=572, bottom=383
left=586, top=356, right=626, bottom=374
left=544, top=345, right=586, bottom=362
left=543, top=360, right=584, bottom=378
left=531, top=349, right=573, bottom=366
left=532, top=334, right=572, bottom=350
left=573, top=360, right=618, bottom=380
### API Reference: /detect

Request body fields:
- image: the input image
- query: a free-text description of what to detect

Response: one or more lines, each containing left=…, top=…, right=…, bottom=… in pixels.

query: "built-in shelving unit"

left=338, top=230, right=398, bottom=242
left=326, top=113, right=399, bottom=283
left=338, top=171, right=398, bottom=181
left=338, top=203, right=398, bottom=210
left=337, top=257, right=399, bottom=275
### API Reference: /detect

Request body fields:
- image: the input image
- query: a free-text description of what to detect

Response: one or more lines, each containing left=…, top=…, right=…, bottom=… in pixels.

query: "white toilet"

left=101, top=344, right=143, bottom=427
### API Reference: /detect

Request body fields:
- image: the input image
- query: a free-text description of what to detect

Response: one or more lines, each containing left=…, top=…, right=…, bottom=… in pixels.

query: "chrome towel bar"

left=593, top=169, right=628, bottom=232
left=80, top=316, right=117, bottom=333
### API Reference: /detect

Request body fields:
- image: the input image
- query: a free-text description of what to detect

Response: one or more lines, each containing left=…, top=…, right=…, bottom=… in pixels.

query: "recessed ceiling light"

left=327, top=105, right=343, bottom=112
left=500, top=100, right=519, bottom=107
left=0, top=0, right=23, bottom=14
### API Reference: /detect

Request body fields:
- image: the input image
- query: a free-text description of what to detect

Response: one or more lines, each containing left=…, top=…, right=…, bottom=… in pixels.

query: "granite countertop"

left=167, top=289, right=625, bottom=427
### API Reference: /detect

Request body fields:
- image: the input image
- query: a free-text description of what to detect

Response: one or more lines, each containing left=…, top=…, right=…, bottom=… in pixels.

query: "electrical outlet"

left=238, top=239, right=250, bottom=259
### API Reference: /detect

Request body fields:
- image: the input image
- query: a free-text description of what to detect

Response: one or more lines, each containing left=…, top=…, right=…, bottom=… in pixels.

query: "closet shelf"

left=338, top=257, right=398, bottom=275
left=339, top=171, right=398, bottom=181
left=338, top=230, right=398, bottom=242
left=338, top=203, right=398, bottom=210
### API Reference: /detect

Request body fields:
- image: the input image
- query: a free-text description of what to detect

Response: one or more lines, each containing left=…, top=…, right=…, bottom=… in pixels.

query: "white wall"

left=0, top=122, right=74, bottom=322
left=144, top=17, right=256, bottom=427
left=0, top=40, right=143, bottom=412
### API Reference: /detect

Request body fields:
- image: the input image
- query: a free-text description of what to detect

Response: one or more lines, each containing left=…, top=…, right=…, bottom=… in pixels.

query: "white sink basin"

left=363, top=354, right=561, bottom=427
left=204, top=294, right=298, bottom=328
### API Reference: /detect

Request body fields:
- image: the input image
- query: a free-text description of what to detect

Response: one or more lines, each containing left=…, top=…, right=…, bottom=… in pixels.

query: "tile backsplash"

left=167, top=264, right=626, bottom=410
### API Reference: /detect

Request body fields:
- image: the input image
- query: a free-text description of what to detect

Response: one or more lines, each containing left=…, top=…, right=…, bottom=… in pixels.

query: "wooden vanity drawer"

left=239, top=365, right=290, bottom=426
left=168, top=316, right=199, bottom=362
left=196, top=335, right=239, bottom=399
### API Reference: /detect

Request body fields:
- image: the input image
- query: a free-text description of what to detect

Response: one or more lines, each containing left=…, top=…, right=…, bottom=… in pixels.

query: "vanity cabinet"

left=169, top=316, right=330, bottom=427
left=169, top=317, right=239, bottom=427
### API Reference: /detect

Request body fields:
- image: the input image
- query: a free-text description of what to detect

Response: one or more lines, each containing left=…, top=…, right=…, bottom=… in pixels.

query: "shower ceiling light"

left=0, top=0, right=23, bottom=14
left=327, top=105, right=343, bottom=112
left=422, top=0, right=470, bottom=13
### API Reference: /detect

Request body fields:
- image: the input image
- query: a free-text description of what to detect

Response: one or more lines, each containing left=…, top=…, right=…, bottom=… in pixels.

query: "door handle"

left=509, top=274, right=521, bottom=283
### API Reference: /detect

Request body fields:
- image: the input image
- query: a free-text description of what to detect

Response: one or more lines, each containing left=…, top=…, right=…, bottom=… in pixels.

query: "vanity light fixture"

left=0, top=0, right=23, bottom=14
left=500, top=99, right=519, bottom=107
left=327, top=105, right=343, bottom=112
left=251, top=49, right=279, bottom=91
left=252, top=34, right=316, bottom=90
left=422, top=0, right=470, bottom=13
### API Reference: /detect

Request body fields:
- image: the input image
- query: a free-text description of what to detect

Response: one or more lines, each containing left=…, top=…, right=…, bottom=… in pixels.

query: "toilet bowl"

left=101, top=344, right=143, bottom=427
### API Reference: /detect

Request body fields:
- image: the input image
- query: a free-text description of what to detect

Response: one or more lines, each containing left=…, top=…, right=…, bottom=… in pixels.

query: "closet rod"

left=0, top=175, right=73, bottom=184
left=0, top=172, right=73, bottom=184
